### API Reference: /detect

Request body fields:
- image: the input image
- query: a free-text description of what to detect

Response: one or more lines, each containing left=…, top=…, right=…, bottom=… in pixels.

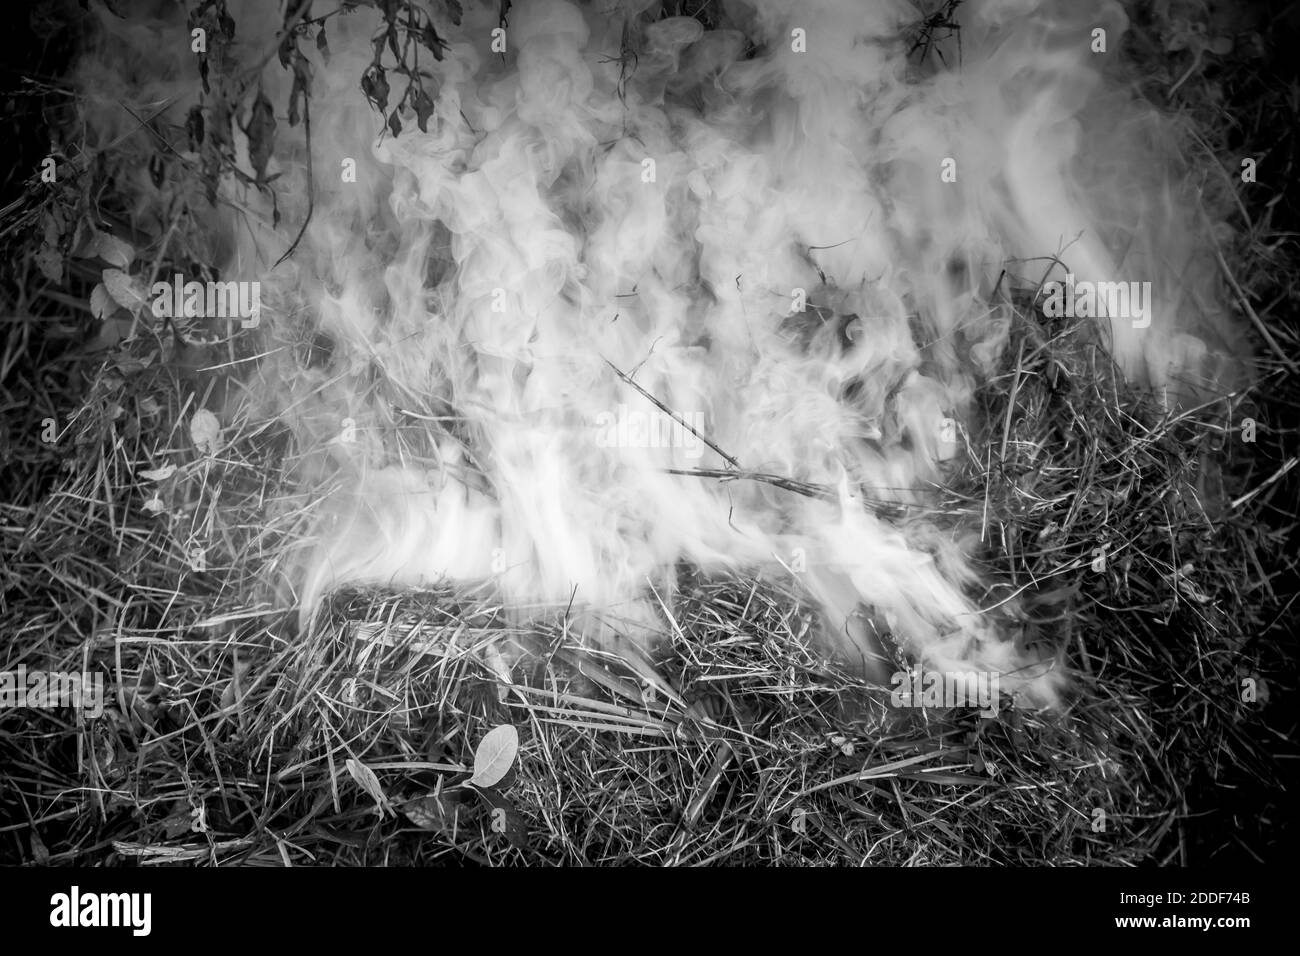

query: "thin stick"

left=1230, top=456, right=1298, bottom=511
left=603, top=358, right=741, bottom=469
left=664, top=467, right=908, bottom=518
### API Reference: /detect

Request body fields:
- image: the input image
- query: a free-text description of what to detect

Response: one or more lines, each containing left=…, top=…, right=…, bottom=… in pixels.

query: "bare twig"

left=603, top=357, right=741, bottom=469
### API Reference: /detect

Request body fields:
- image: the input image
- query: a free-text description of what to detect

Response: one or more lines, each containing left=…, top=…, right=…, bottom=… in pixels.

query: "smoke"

left=71, top=0, right=1243, bottom=705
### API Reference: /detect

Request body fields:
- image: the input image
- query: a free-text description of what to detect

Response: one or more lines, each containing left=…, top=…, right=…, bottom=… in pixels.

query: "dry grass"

left=0, top=0, right=1295, bottom=866
left=2, top=291, right=1290, bottom=866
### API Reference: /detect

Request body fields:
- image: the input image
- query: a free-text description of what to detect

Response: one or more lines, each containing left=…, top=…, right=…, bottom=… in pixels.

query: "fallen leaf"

left=345, top=758, right=393, bottom=817
left=90, top=283, right=114, bottom=320
left=29, top=831, right=49, bottom=865
left=400, top=792, right=471, bottom=832
left=139, top=463, right=176, bottom=481
left=161, top=800, right=192, bottom=838
left=35, top=243, right=63, bottom=282
left=189, top=408, right=221, bottom=455
left=469, top=724, right=519, bottom=788
left=102, top=268, right=149, bottom=313
left=477, top=788, right=528, bottom=848
left=85, top=231, right=134, bottom=269
left=482, top=643, right=513, bottom=703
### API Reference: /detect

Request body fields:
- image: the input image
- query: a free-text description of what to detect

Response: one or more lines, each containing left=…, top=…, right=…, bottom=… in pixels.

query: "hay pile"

left=1, top=0, right=1295, bottom=865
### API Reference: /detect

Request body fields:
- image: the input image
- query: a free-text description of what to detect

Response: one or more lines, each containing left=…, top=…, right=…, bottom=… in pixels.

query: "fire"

left=73, top=0, right=1242, bottom=707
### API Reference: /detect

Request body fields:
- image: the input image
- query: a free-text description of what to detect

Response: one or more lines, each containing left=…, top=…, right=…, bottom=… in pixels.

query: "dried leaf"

left=444, top=0, right=463, bottom=26
left=478, top=788, right=527, bottom=848
left=292, top=53, right=314, bottom=92
left=41, top=208, right=60, bottom=248
left=35, top=243, right=63, bottom=283
left=469, top=724, right=519, bottom=788
left=186, top=105, right=205, bottom=150
left=401, top=792, right=470, bottom=832
left=362, top=65, right=390, bottom=112
left=189, top=408, right=221, bottom=455
left=288, top=54, right=312, bottom=128
left=420, top=21, right=445, bottom=60
left=481, top=643, right=512, bottom=703
left=102, top=268, right=149, bottom=313
left=387, top=110, right=402, bottom=138
left=85, top=231, right=134, bottom=269
left=90, top=283, right=114, bottom=320
left=246, top=90, right=276, bottom=180
left=345, top=758, right=393, bottom=817
left=218, top=658, right=252, bottom=712
left=160, top=801, right=192, bottom=839
left=138, top=463, right=177, bottom=481
left=316, top=25, right=330, bottom=63
left=29, top=831, right=50, bottom=865
left=410, top=82, right=435, bottom=132
left=278, top=32, right=295, bottom=70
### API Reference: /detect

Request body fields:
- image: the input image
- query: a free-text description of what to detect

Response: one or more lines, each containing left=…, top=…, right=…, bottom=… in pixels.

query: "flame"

left=73, top=0, right=1243, bottom=705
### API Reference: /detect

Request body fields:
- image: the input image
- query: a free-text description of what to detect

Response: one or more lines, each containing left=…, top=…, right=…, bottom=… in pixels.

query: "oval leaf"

left=102, top=268, right=149, bottom=313
left=469, top=724, right=518, bottom=788
left=90, top=283, right=114, bottom=320
left=36, top=244, right=64, bottom=283
left=88, top=231, right=135, bottom=269
left=400, top=792, right=469, bottom=832
left=189, top=408, right=221, bottom=455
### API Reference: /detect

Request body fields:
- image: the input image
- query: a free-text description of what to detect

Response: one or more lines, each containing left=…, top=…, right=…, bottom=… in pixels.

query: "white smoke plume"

left=71, top=0, right=1244, bottom=706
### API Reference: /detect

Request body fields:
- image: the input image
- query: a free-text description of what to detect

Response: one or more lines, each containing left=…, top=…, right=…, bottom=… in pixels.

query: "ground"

left=0, top=0, right=1296, bottom=865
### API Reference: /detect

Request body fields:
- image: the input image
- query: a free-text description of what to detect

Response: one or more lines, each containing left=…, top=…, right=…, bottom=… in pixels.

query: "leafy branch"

left=360, top=0, right=465, bottom=137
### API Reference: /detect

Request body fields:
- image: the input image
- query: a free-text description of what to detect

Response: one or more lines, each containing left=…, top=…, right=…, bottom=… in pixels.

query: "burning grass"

left=2, top=290, right=1291, bottom=865
left=1, top=0, right=1296, bottom=866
